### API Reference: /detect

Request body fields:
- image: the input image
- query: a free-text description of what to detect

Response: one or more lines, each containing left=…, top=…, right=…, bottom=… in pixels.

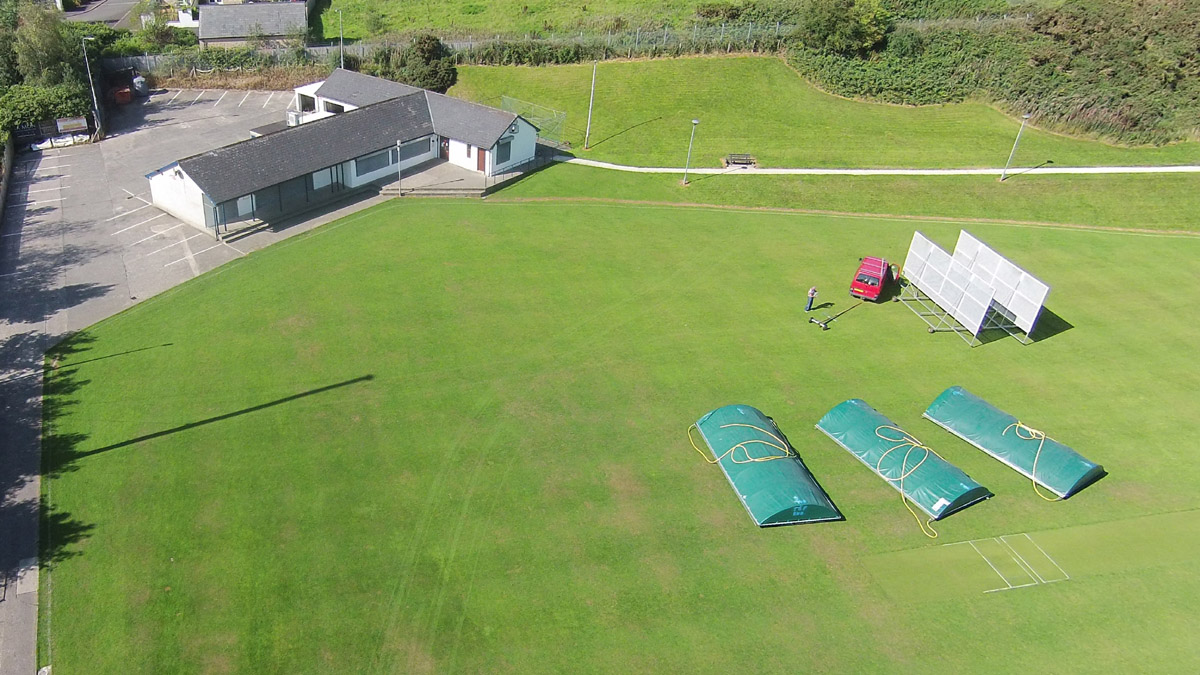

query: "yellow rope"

left=688, top=422, right=794, bottom=465
left=1003, top=422, right=1061, bottom=502
left=874, top=425, right=941, bottom=539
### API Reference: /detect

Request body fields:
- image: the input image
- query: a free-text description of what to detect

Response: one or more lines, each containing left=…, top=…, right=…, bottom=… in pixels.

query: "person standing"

left=806, top=286, right=817, bottom=312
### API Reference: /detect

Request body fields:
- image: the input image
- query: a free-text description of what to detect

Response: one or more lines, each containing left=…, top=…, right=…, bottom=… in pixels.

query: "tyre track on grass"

left=408, top=422, right=503, bottom=673
left=369, top=390, right=497, bottom=673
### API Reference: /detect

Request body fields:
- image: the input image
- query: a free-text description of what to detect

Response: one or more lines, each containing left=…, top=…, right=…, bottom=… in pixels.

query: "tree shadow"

left=0, top=241, right=115, bottom=327
left=0, top=332, right=101, bottom=592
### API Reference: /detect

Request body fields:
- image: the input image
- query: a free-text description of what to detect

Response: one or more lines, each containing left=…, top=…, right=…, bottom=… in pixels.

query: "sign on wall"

left=56, top=116, right=89, bottom=134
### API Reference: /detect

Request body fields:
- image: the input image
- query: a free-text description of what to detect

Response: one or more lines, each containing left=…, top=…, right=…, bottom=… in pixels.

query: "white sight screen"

left=953, top=231, right=1050, bottom=334
left=903, top=232, right=993, bottom=336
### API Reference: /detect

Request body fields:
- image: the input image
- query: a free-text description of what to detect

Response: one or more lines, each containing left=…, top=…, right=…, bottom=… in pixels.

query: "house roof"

left=198, top=3, right=308, bottom=41
left=425, top=91, right=520, bottom=150
left=315, top=68, right=422, bottom=108
left=178, top=93, right=433, bottom=204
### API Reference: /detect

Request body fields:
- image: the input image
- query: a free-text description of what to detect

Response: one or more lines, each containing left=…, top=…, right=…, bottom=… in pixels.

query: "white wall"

left=147, top=165, right=211, bottom=234
left=344, top=136, right=438, bottom=189
left=488, top=117, right=538, bottom=176
left=316, top=96, right=359, bottom=114
left=446, top=138, right=478, bottom=173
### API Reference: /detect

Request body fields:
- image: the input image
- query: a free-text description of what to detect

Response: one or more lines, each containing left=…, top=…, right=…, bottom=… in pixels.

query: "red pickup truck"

left=850, top=256, right=894, bottom=301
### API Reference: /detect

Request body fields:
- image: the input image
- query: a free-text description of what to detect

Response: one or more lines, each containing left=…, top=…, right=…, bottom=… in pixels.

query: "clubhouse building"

left=147, top=69, right=539, bottom=236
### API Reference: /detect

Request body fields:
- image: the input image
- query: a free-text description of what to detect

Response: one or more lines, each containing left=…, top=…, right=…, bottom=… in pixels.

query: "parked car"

left=850, top=256, right=894, bottom=301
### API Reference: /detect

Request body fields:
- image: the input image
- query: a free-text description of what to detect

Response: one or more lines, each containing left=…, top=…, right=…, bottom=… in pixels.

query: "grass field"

left=449, top=56, right=1200, bottom=168
left=41, top=199, right=1200, bottom=672
left=498, top=163, right=1200, bottom=232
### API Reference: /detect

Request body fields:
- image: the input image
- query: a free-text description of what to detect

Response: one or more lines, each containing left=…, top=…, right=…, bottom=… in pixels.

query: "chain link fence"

left=103, top=22, right=796, bottom=74
left=499, top=97, right=567, bottom=144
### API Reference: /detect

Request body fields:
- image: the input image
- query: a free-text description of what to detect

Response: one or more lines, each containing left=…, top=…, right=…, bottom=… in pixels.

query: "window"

left=398, top=141, right=426, bottom=163
left=466, top=145, right=472, bottom=158
left=355, top=149, right=392, bottom=177
left=298, top=94, right=315, bottom=112
left=312, top=167, right=333, bottom=190
left=324, top=101, right=345, bottom=114
left=496, top=140, right=511, bottom=164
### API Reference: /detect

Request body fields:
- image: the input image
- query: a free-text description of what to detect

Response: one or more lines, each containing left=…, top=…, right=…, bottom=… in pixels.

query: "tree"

left=366, top=34, right=457, bottom=93
left=799, top=0, right=891, bottom=56
left=0, top=82, right=90, bottom=132
left=0, top=0, right=20, bottom=90
left=15, top=1, right=73, bottom=87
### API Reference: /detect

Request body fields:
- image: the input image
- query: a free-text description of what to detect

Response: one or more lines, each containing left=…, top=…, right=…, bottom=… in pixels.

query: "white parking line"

left=17, top=164, right=71, bottom=171
left=238, top=91, right=251, bottom=107
left=112, top=213, right=166, bottom=235
left=18, top=187, right=68, bottom=194
left=5, top=198, right=64, bottom=207
left=213, top=91, right=227, bottom=106
left=169, top=90, right=183, bottom=104
left=121, top=188, right=153, bottom=206
left=143, top=233, right=204, bottom=257
left=104, top=203, right=152, bottom=221
left=129, top=223, right=182, bottom=245
left=10, top=177, right=69, bottom=186
left=189, top=90, right=205, bottom=106
left=262, top=91, right=274, bottom=108
left=164, top=243, right=222, bottom=266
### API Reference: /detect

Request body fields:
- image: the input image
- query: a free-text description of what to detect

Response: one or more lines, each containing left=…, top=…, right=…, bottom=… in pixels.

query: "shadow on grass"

left=585, top=116, right=663, bottom=149
left=45, top=374, right=376, bottom=473
left=31, top=343, right=377, bottom=574
left=999, top=159, right=1054, bottom=182
left=1031, top=307, right=1074, bottom=342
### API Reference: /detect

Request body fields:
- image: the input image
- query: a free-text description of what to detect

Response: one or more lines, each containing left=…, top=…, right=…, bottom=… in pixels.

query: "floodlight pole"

left=583, top=61, right=597, bottom=150
left=682, top=119, right=699, bottom=185
left=1000, top=113, right=1032, bottom=182
left=336, top=8, right=344, bottom=69
left=81, top=37, right=101, bottom=136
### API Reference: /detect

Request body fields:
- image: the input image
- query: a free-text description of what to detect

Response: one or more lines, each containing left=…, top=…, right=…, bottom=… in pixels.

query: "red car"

left=850, top=256, right=894, bottom=301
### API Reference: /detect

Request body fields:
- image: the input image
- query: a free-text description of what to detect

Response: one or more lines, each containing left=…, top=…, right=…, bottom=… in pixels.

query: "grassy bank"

left=449, top=57, right=1199, bottom=168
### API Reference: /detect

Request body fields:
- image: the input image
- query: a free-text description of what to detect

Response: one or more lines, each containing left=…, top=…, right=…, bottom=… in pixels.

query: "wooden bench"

left=724, top=153, right=757, bottom=168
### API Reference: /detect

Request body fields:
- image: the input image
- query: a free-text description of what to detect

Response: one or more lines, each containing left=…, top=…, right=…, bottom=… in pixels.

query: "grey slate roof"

left=315, top=68, right=422, bottom=108
left=425, top=91, right=520, bottom=150
left=178, top=93, right=432, bottom=204
left=199, top=3, right=308, bottom=40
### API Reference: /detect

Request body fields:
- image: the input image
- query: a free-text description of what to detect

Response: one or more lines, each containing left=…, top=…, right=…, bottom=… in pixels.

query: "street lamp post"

left=335, top=8, right=344, bottom=69
left=682, top=118, right=699, bottom=185
left=81, top=37, right=101, bottom=136
left=1000, top=113, right=1032, bottom=182
left=400, top=138, right=410, bottom=193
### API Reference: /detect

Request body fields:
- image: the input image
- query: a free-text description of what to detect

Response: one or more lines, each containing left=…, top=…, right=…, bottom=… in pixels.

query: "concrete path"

left=557, top=156, right=1200, bottom=176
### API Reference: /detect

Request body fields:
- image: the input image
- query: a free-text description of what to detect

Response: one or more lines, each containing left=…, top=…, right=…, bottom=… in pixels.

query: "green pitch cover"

left=692, top=405, right=842, bottom=527
left=923, top=386, right=1105, bottom=499
left=816, top=399, right=992, bottom=520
